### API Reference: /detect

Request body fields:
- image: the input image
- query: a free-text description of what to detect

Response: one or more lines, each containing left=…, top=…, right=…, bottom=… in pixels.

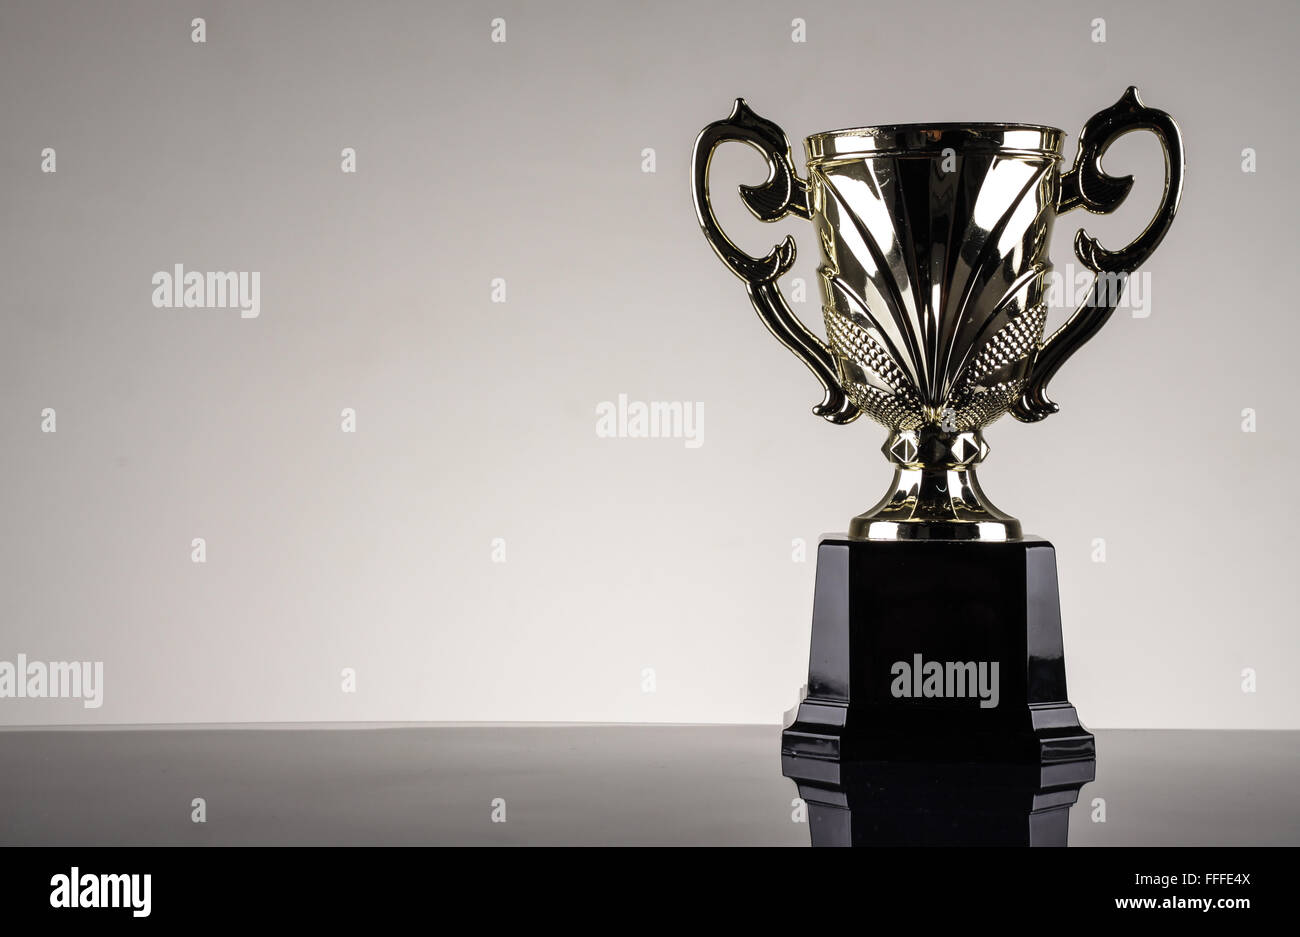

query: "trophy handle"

left=691, top=99, right=859, bottom=424
left=1012, top=86, right=1185, bottom=423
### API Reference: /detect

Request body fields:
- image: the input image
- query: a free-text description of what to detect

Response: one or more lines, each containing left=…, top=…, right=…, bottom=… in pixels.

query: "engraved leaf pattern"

left=814, top=151, right=1055, bottom=430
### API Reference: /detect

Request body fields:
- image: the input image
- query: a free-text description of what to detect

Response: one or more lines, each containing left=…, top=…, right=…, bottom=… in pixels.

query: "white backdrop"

left=1, top=0, right=1295, bottom=727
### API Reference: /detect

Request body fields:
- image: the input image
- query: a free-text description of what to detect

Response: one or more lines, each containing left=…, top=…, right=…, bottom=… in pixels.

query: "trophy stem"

left=850, top=429, right=1022, bottom=542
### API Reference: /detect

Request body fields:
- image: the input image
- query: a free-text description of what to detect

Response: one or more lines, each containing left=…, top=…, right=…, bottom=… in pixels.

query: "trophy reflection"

left=784, top=756, right=1096, bottom=847
left=693, top=88, right=1183, bottom=762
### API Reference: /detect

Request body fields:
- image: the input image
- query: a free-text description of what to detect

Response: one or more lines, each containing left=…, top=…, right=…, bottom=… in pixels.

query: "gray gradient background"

left=1, top=0, right=1296, bottom=728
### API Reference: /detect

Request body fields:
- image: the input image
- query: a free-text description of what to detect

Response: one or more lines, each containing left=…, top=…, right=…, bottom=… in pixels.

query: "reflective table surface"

left=0, top=726, right=1294, bottom=846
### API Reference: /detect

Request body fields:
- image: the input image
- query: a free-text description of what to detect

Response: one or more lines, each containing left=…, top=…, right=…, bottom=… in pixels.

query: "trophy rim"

left=806, top=123, right=1064, bottom=161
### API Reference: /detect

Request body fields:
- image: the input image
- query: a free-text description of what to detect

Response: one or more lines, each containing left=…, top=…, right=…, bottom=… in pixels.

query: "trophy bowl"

left=693, top=88, right=1183, bottom=541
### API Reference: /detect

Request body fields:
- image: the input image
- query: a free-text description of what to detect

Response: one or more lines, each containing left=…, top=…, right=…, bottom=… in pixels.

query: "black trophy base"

left=781, top=535, right=1094, bottom=765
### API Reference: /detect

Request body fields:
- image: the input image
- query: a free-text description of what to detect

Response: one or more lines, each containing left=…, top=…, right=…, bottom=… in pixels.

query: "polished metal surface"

left=692, top=88, right=1184, bottom=540
left=0, top=725, right=1294, bottom=846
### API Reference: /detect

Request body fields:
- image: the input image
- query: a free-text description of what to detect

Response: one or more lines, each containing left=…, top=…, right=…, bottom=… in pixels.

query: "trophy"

left=692, top=88, right=1183, bottom=764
